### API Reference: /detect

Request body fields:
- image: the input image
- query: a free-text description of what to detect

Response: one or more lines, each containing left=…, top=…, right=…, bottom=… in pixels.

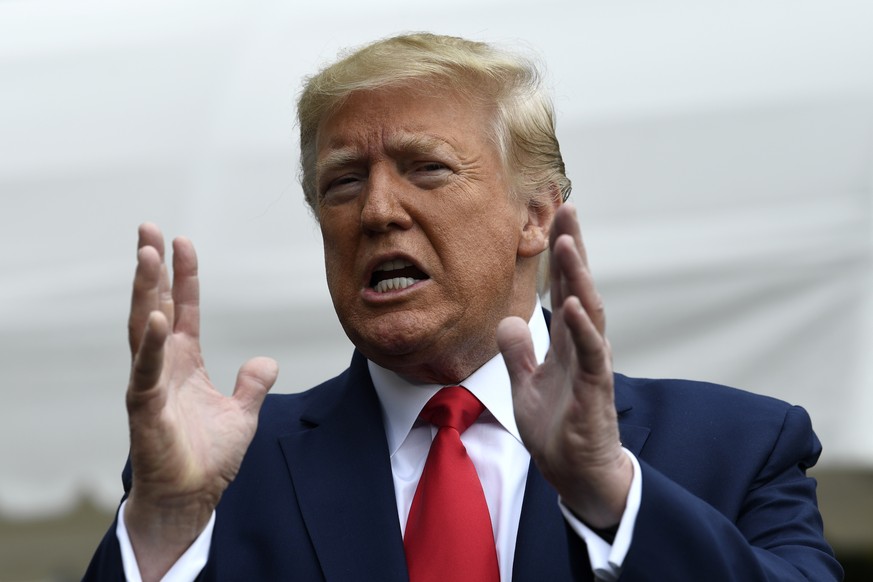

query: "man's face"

left=315, top=86, right=540, bottom=383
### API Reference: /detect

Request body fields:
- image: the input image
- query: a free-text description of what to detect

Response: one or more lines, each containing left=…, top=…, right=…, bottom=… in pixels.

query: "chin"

left=342, top=310, right=435, bottom=358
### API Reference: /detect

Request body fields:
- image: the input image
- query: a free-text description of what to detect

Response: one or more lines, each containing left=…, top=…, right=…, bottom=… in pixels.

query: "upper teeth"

left=375, top=259, right=414, bottom=272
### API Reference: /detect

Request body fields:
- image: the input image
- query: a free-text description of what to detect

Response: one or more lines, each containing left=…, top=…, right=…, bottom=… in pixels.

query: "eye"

left=320, top=173, right=364, bottom=204
left=417, top=162, right=447, bottom=172
left=331, top=175, right=360, bottom=187
left=409, top=161, right=452, bottom=188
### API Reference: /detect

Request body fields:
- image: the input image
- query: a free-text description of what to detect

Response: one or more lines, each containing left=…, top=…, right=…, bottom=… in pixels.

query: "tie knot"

left=420, top=386, right=484, bottom=434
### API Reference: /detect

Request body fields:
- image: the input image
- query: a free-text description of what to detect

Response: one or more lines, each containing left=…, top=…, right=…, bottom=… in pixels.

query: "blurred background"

left=1, top=0, right=871, bottom=579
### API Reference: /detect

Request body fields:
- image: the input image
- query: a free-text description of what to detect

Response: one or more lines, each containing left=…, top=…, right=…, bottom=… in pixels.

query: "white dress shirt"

left=117, top=301, right=641, bottom=581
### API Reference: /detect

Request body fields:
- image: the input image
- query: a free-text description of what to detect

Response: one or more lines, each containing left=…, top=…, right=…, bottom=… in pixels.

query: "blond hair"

left=297, top=32, right=571, bottom=216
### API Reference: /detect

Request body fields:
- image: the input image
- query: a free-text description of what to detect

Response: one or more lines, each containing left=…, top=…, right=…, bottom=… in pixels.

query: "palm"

left=514, top=297, right=616, bottom=480
left=497, top=204, right=629, bottom=528
left=130, top=333, right=263, bottom=502
left=123, top=224, right=277, bottom=565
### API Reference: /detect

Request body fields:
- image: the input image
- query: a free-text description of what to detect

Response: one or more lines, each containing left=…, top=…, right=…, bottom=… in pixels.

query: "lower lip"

left=361, top=278, right=429, bottom=302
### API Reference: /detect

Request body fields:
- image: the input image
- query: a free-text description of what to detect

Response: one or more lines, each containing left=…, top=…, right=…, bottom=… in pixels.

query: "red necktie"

left=404, top=386, right=500, bottom=582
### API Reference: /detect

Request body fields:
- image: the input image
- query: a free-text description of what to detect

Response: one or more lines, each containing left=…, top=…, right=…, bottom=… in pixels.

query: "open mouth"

left=369, top=259, right=429, bottom=293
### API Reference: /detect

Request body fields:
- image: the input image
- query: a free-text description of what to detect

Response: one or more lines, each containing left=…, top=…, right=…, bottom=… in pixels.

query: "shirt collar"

left=369, top=299, right=550, bottom=457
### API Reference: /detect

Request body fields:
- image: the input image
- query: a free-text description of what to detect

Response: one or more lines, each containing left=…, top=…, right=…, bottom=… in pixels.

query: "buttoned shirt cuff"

left=559, top=447, right=642, bottom=582
left=116, top=499, right=215, bottom=582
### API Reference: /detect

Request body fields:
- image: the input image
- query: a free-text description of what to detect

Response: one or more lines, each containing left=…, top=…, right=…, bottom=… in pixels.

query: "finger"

left=137, top=222, right=166, bottom=259
left=232, top=357, right=279, bottom=417
left=139, top=222, right=174, bottom=327
left=551, top=203, right=588, bottom=266
left=171, top=237, right=200, bottom=338
left=128, top=311, right=170, bottom=412
left=562, top=295, right=611, bottom=378
left=496, top=316, right=538, bottom=391
left=158, top=262, right=174, bottom=330
left=549, top=226, right=566, bottom=307
left=553, top=233, right=606, bottom=337
left=549, top=204, right=583, bottom=305
left=129, top=235, right=165, bottom=356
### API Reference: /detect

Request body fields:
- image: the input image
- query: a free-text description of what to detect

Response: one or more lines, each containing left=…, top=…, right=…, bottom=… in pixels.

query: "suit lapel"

left=615, top=374, right=651, bottom=457
left=274, top=330, right=651, bottom=582
left=278, top=352, right=408, bottom=582
left=512, top=461, right=593, bottom=581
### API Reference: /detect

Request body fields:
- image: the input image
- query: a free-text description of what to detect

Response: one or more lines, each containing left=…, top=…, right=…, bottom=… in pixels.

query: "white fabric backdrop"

left=1, top=0, right=871, bottom=518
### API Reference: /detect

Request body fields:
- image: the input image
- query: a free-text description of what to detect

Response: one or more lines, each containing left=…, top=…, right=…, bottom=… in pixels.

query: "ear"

left=517, top=183, right=562, bottom=258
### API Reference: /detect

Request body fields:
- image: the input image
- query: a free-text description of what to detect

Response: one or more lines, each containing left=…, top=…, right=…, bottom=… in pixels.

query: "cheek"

left=441, top=200, right=521, bottom=262
left=445, top=226, right=520, bottom=294
left=321, top=226, right=354, bottom=292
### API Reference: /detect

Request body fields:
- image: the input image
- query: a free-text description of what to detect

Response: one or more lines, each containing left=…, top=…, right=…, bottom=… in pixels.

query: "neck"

left=379, top=292, right=540, bottom=385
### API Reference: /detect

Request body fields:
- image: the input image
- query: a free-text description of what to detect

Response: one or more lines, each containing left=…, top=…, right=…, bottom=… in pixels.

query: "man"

left=85, top=33, right=841, bottom=581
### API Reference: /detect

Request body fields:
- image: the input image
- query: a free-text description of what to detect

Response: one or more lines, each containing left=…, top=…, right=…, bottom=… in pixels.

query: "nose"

left=360, top=165, right=413, bottom=234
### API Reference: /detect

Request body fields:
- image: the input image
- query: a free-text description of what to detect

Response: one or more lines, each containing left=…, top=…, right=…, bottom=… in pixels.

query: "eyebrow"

left=385, top=133, right=455, bottom=157
left=316, top=132, right=458, bottom=178
left=316, top=148, right=362, bottom=179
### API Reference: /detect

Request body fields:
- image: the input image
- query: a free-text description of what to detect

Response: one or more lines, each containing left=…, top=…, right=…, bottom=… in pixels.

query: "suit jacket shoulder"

left=614, top=374, right=841, bottom=580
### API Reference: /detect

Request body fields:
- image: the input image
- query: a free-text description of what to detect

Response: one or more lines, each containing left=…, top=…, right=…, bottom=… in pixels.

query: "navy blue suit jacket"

left=85, top=348, right=841, bottom=580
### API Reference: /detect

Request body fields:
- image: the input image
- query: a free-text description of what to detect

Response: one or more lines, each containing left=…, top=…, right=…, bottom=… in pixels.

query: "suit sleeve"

left=620, top=405, right=843, bottom=581
left=82, top=460, right=212, bottom=582
left=83, top=461, right=132, bottom=581
left=82, top=511, right=127, bottom=581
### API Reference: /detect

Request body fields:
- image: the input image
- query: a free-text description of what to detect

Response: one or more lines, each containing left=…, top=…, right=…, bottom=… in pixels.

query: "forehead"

left=315, top=86, right=494, bottom=158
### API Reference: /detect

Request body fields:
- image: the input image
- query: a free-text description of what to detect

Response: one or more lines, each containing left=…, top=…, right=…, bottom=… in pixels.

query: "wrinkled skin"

left=315, top=87, right=548, bottom=384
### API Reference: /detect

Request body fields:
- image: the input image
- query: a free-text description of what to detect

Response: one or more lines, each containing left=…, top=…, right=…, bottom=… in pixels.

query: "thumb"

left=496, top=316, right=537, bottom=391
left=232, top=357, right=279, bottom=417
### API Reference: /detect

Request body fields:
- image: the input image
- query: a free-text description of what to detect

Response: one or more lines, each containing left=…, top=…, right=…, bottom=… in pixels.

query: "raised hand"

left=123, top=224, right=279, bottom=580
left=497, top=204, right=632, bottom=529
